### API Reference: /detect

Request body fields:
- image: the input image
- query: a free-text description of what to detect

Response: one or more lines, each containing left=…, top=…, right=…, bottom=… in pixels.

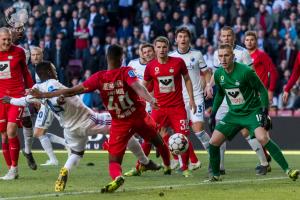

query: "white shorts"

left=35, top=105, right=54, bottom=129
left=22, top=106, right=31, bottom=118
left=64, top=112, right=111, bottom=152
left=216, top=98, right=229, bottom=120
left=184, top=95, right=205, bottom=123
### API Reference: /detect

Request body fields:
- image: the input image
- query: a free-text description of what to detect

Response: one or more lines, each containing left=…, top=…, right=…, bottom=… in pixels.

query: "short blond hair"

left=218, top=44, right=233, bottom=53
left=153, top=36, right=169, bottom=47
left=244, top=30, right=257, bottom=40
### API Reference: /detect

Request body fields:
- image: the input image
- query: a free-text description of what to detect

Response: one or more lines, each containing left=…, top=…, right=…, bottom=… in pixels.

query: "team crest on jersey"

left=128, top=70, right=136, bottom=78
left=220, top=75, right=225, bottom=84
left=169, top=68, right=174, bottom=73
left=155, top=67, right=160, bottom=74
left=235, top=80, right=240, bottom=86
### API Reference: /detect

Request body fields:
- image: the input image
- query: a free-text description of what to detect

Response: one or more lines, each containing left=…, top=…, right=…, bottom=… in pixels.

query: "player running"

left=29, top=45, right=171, bottom=193
left=207, top=26, right=270, bottom=175
left=0, top=27, right=34, bottom=180
left=144, top=36, right=197, bottom=177
left=208, top=43, right=299, bottom=181
left=169, top=27, right=211, bottom=171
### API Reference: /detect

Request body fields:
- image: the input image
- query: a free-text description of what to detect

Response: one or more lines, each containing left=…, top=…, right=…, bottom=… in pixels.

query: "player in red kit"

left=29, top=44, right=170, bottom=193
left=282, top=52, right=300, bottom=103
left=0, top=27, right=34, bottom=180
left=144, top=36, right=197, bottom=177
left=244, top=31, right=278, bottom=104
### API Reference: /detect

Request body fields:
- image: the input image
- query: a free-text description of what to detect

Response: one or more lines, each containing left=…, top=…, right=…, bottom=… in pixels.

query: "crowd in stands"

left=1, top=0, right=300, bottom=113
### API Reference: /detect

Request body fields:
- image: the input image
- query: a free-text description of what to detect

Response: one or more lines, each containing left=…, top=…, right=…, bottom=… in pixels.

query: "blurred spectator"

left=13, top=0, right=31, bottom=14
left=140, top=16, right=155, bottom=42
left=266, top=28, right=282, bottom=64
left=178, top=16, right=196, bottom=39
left=279, top=19, right=297, bottom=41
left=279, top=37, right=298, bottom=71
left=87, top=4, right=97, bottom=37
left=170, top=11, right=182, bottom=29
left=135, top=0, right=151, bottom=24
left=118, top=0, right=134, bottom=19
left=213, top=0, right=229, bottom=23
left=51, top=38, right=69, bottom=84
left=196, top=18, right=213, bottom=43
left=93, top=6, right=110, bottom=44
left=256, top=4, right=273, bottom=34
left=76, top=0, right=89, bottom=19
left=230, top=0, right=245, bottom=24
left=52, top=0, right=63, bottom=13
left=74, top=18, right=89, bottom=59
left=203, top=45, right=215, bottom=70
left=117, top=18, right=133, bottom=40
left=152, top=11, right=167, bottom=36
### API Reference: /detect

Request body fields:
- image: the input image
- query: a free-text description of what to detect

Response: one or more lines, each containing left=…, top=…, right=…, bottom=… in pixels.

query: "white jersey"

left=12, top=79, right=97, bottom=131
left=128, top=58, right=147, bottom=81
left=169, top=48, right=208, bottom=100
left=213, top=45, right=253, bottom=120
left=213, top=44, right=253, bottom=68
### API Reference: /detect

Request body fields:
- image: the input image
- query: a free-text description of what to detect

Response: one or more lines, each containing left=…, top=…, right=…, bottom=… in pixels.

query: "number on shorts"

left=197, top=105, right=203, bottom=114
left=180, top=119, right=189, bottom=130
left=256, top=114, right=262, bottom=122
left=38, top=111, right=43, bottom=118
left=107, top=91, right=134, bottom=112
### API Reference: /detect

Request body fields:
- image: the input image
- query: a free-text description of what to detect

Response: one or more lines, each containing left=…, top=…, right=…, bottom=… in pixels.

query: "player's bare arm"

left=131, top=81, right=158, bottom=109
left=183, top=73, right=196, bottom=114
left=203, top=68, right=213, bottom=99
left=30, top=84, right=86, bottom=99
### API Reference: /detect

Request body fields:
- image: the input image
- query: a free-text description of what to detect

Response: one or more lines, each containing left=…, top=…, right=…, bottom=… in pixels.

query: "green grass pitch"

left=0, top=151, right=299, bottom=200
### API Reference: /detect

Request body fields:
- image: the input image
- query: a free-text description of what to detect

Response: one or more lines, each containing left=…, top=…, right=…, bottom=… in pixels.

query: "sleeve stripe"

left=200, top=65, right=207, bottom=69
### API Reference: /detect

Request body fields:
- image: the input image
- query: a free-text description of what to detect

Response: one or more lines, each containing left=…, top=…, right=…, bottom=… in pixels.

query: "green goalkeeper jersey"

left=212, top=62, right=269, bottom=116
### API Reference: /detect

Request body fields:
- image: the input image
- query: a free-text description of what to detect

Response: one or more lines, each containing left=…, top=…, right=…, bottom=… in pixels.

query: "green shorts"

left=215, top=109, right=261, bottom=141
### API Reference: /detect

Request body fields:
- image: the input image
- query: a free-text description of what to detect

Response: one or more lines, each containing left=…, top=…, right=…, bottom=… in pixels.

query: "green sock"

left=209, top=144, right=220, bottom=176
left=264, top=140, right=289, bottom=172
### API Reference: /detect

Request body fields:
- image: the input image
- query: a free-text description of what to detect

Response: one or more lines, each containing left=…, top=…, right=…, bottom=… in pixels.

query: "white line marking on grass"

left=1, top=176, right=288, bottom=200
left=1, top=150, right=299, bottom=155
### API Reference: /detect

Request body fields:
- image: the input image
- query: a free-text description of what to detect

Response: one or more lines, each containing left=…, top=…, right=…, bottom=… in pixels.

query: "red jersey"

left=0, top=45, right=34, bottom=97
left=251, top=49, right=278, bottom=92
left=285, top=52, right=300, bottom=92
left=82, top=66, right=146, bottom=119
left=144, top=56, right=188, bottom=108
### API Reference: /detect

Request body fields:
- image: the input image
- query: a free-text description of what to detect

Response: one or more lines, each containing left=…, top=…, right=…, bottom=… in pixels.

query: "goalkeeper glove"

left=260, top=108, right=272, bottom=131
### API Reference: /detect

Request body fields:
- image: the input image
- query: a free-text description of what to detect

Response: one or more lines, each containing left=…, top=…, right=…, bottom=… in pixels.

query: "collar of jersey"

left=176, top=47, right=191, bottom=55
left=139, top=59, right=146, bottom=66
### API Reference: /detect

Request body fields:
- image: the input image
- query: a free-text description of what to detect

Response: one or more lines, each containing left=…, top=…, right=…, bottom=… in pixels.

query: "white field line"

left=0, top=176, right=288, bottom=200
left=1, top=150, right=299, bottom=155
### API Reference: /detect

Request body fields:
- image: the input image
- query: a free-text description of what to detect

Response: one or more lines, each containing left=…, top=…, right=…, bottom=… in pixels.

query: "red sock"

left=141, top=141, right=152, bottom=156
left=156, top=142, right=170, bottom=167
left=180, top=147, right=190, bottom=171
left=2, top=142, right=12, bottom=168
left=188, top=141, right=198, bottom=163
left=8, top=136, right=20, bottom=167
left=109, top=162, right=122, bottom=180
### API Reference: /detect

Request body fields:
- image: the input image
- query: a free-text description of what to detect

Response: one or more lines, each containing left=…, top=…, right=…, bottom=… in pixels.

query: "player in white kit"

left=169, top=27, right=211, bottom=171
left=2, top=61, right=161, bottom=191
left=208, top=26, right=270, bottom=175
left=30, top=47, right=67, bottom=166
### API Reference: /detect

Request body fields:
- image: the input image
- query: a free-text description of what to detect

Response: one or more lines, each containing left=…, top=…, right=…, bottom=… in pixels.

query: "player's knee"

left=109, top=153, right=123, bottom=164
left=22, top=116, right=33, bottom=128
left=241, top=128, right=249, bottom=137
left=34, top=128, right=45, bottom=137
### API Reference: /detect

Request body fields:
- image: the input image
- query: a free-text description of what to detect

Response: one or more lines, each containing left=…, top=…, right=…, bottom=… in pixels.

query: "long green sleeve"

left=212, top=72, right=225, bottom=114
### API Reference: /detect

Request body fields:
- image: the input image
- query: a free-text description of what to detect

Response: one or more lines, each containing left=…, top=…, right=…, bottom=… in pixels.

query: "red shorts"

left=109, top=113, right=159, bottom=157
left=151, top=107, right=190, bottom=136
left=0, top=102, right=24, bottom=132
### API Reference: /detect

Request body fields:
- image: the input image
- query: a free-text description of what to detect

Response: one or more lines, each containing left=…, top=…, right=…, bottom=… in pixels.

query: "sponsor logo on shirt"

left=128, top=70, right=136, bottom=78
left=158, top=76, right=175, bottom=93
left=0, top=61, right=11, bottom=79
left=220, top=75, right=225, bottom=84
left=225, top=88, right=245, bottom=105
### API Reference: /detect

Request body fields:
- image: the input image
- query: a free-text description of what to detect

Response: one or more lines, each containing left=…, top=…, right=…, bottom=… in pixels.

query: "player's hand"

left=204, top=84, right=213, bottom=99
left=260, top=107, right=272, bottom=131
left=57, top=95, right=66, bottom=105
left=189, top=99, right=197, bottom=114
left=282, top=91, right=289, bottom=104
left=29, top=88, right=44, bottom=99
left=268, top=90, right=273, bottom=105
left=0, top=96, right=11, bottom=104
left=208, top=112, right=216, bottom=133
left=150, top=98, right=159, bottom=110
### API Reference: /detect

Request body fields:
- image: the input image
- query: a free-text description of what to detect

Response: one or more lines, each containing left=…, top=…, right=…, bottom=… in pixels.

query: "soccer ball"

left=168, top=133, right=189, bottom=155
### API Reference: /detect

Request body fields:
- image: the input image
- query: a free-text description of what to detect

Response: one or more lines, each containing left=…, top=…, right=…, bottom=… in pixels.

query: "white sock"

left=64, top=154, right=82, bottom=172
left=127, top=136, right=149, bottom=165
left=220, top=141, right=226, bottom=170
left=38, top=135, right=57, bottom=162
left=46, top=133, right=66, bottom=146
left=246, top=136, right=268, bottom=166
left=195, top=131, right=210, bottom=151
left=23, top=127, right=34, bottom=154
